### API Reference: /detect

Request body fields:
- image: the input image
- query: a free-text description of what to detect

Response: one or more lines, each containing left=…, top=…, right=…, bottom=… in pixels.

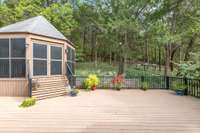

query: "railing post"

left=28, top=78, right=32, bottom=97
left=141, top=76, right=144, bottom=88
left=166, top=76, right=170, bottom=89
left=184, top=77, right=188, bottom=95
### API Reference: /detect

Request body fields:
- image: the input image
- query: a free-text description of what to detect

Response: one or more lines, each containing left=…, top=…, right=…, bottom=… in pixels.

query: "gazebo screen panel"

left=51, top=46, right=62, bottom=75
left=0, top=38, right=25, bottom=78
left=33, top=43, right=47, bottom=76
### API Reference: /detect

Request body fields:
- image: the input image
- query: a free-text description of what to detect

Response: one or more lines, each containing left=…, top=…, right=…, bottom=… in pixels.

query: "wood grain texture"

left=0, top=79, right=28, bottom=96
left=0, top=89, right=200, bottom=133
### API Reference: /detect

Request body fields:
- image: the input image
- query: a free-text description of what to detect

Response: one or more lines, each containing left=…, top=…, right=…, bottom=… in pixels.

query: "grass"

left=76, top=62, right=164, bottom=77
left=76, top=62, right=117, bottom=76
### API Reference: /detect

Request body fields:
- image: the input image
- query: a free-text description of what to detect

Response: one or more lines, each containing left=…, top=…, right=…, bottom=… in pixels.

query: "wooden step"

left=33, top=76, right=65, bottom=80
left=34, top=84, right=66, bottom=91
left=32, top=87, right=67, bottom=95
left=32, top=76, right=68, bottom=100
left=34, top=91, right=67, bottom=100
left=37, top=82, right=67, bottom=88
left=33, top=88, right=67, bottom=97
left=35, top=79, right=68, bottom=84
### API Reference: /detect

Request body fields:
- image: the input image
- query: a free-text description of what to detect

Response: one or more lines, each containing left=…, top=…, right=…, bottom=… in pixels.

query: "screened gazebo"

left=0, top=16, right=75, bottom=99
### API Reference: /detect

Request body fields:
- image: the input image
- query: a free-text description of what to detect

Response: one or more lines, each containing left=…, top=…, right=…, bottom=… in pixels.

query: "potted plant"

left=69, top=89, right=79, bottom=97
left=84, top=74, right=100, bottom=91
left=141, top=82, right=149, bottom=91
left=172, top=82, right=187, bottom=96
left=111, top=74, right=124, bottom=91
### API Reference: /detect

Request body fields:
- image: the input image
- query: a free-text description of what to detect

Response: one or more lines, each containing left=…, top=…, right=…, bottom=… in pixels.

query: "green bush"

left=19, top=97, right=36, bottom=108
left=84, top=74, right=100, bottom=90
left=80, top=81, right=87, bottom=89
left=141, top=82, right=149, bottom=91
left=172, top=82, right=186, bottom=91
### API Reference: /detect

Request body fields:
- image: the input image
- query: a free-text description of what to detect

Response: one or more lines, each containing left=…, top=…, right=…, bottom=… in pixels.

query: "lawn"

left=76, top=62, right=165, bottom=77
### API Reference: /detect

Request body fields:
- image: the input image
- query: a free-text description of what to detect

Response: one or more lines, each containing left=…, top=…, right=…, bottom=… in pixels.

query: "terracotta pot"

left=91, top=85, right=96, bottom=91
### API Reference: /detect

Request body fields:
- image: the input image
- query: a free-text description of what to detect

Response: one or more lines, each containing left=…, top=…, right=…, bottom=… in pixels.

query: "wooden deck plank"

left=0, top=89, right=200, bottom=133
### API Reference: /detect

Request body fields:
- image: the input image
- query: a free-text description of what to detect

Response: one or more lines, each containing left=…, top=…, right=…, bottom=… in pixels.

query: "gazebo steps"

left=33, top=91, right=67, bottom=100
left=32, top=87, right=66, bottom=95
left=37, top=82, right=67, bottom=88
left=32, top=76, right=68, bottom=100
left=33, top=85, right=66, bottom=91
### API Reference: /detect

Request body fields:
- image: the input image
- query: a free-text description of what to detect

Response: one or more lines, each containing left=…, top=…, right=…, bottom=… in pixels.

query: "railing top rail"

left=74, top=75, right=200, bottom=81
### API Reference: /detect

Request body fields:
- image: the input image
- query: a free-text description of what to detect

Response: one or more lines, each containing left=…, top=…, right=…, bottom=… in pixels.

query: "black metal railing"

left=28, top=77, right=32, bottom=97
left=75, top=75, right=200, bottom=98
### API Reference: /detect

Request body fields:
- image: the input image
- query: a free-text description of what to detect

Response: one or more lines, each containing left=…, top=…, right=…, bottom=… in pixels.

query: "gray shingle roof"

left=0, top=16, right=67, bottom=41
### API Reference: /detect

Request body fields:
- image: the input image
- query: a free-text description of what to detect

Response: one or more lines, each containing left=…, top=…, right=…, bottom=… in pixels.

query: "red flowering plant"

left=111, top=74, right=124, bottom=90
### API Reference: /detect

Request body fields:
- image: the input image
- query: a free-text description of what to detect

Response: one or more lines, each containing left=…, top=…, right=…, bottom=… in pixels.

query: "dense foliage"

left=84, top=74, right=99, bottom=90
left=0, top=0, right=199, bottom=78
left=176, top=52, right=200, bottom=78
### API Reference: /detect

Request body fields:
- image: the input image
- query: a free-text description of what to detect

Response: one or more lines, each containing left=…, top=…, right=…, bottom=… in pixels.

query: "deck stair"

left=32, top=76, right=68, bottom=100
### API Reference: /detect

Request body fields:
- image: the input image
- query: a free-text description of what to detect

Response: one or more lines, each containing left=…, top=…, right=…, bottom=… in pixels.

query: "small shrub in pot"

left=141, top=82, right=149, bottom=91
left=111, top=74, right=124, bottom=91
left=172, top=82, right=187, bottom=96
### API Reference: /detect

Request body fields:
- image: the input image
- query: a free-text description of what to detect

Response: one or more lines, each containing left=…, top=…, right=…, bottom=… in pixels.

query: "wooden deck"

left=0, top=89, right=200, bottom=133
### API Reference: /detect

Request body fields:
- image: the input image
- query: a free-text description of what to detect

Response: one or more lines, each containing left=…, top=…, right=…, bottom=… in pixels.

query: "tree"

left=42, top=3, right=77, bottom=36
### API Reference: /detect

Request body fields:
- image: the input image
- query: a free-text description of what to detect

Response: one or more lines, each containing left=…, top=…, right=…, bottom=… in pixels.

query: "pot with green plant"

left=172, top=82, right=187, bottom=96
left=141, top=82, right=149, bottom=91
left=69, top=89, right=79, bottom=96
left=84, top=74, right=100, bottom=91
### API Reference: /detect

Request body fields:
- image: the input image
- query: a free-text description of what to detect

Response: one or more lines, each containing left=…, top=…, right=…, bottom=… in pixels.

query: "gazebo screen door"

left=66, top=46, right=75, bottom=87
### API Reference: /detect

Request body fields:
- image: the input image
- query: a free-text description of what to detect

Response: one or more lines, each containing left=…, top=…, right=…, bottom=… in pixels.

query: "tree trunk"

left=170, top=44, right=181, bottom=71
left=158, top=46, right=161, bottom=71
left=184, top=35, right=196, bottom=61
left=154, top=46, right=157, bottom=64
left=145, top=39, right=149, bottom=63
left=118, top=56, right=125, bottom=75
left=94, top=38, right=98, bottom=67
left=90, top=28, right=96, bottom=62
left=83, top=29, right=86, bottom=52
left=118, top=32, right=127, bottom=75
left=109, top=51, right=112, bottom=64
left=165, top=44, right=170, bottom=77
left=170, top=50, right=175, bottom=71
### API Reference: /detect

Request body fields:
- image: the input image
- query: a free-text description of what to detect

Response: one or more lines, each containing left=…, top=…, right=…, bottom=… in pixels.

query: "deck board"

left=0, top=89, right=200, bottom=133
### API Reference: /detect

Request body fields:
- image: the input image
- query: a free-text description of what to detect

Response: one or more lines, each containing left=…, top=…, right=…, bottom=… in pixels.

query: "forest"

left=0, top=0, right=199, bottom=78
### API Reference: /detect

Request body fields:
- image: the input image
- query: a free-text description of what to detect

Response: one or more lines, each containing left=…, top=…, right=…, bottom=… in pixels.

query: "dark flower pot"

left=116, top=88, right=121, bottom=91
left=70, top=91, right=77, bottom=97
left=175, top=89, right=185, bottom=96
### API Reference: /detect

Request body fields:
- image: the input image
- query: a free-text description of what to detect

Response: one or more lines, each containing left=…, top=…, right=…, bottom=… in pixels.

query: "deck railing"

left=75, top=75, right=200, bottom=98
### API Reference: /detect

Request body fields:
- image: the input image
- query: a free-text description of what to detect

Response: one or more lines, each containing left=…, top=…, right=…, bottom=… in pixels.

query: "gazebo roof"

left=0, top=16, right=67, bottom=41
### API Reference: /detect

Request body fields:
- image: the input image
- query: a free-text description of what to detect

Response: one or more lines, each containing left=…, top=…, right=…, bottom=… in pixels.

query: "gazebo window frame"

left=67, top=46, right=75, bottom=74
left=0, top=38, right=26, bottom=78
left=33, top=43, right=48, bottom=76
left=50, top=45, right=63, bottom=75
left=66, top=46, right=75, bottom=87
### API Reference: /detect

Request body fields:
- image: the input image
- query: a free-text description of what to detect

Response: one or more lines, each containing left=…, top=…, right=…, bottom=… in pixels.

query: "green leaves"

left=0, top=3, right=15, bottom=27
left=41, top=3, right=77, bottom=36
left=0, top=0, right=77, bottom=37
left=176, top=52, right=200, bottom=78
